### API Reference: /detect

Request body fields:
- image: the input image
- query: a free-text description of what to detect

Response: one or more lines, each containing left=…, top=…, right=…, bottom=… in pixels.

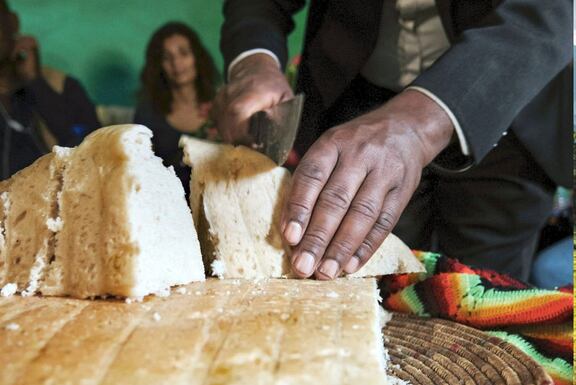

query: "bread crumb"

left=125, top=296, right=143, bottom=304
left=22, top=254, right=46, bottom=297
left=1, top=191, right=10, bottom=213
left=154, top=287, right=171, bottom=297
left=351, top=324, right=360, bottom=330
left=152, top=312, right=161, bottom=321
left=5, top=322, right=20, bottom=331
left=175, top=287, right=187, bottom=295
left=52, top=145, right=73, bottom=157
left=194, top=290, right=202, bottom=296
left=280, top=313, right=290, bottom=321
left=387, top=375, right=411, bottom=385
left=1, top=283, right=17, bottom=297
left=321, top=325, right=330, bottom=331
left=379, top=306, right=392, bottom=327
left=46, top=217, right=64, bottom=232
left=211, top=260, right=226, bottom=279
left=325, top=291, right=339, bottom=298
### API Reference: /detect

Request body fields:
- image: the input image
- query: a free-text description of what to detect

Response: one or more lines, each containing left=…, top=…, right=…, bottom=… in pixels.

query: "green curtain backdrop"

left=10, top=0, right=308, bottom=106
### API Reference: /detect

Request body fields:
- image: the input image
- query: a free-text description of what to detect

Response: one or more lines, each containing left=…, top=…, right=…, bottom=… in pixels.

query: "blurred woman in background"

left=134, top=21, right=220, bottom=191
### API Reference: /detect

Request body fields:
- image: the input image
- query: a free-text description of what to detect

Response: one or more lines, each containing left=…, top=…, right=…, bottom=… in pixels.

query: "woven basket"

left=383, top=313, right=552, bottom=385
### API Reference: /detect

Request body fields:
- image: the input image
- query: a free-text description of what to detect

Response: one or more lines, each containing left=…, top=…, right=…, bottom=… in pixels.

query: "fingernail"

left=284, top=221, right=302, bottom=245
left=343, top=256, right=360, bottom=274
left=318, top=259, right=340, bottom=279
left=294, top=252, right=315, bottom=276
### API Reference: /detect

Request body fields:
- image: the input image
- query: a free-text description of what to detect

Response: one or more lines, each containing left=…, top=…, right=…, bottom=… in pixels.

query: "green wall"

left=10, top=0, right=308, bottom=106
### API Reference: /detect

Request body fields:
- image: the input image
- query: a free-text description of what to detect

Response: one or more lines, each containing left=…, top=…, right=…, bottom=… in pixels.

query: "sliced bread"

left=0, top=124, right=205, bottom=299
left=56, top=124, right=204, bottom=298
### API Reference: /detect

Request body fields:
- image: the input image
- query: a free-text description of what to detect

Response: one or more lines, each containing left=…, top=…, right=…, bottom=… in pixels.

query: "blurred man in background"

left=0, top=0, right=99, bottom=179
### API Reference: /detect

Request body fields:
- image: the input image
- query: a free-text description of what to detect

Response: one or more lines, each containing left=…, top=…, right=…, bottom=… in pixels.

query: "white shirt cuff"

left=407, top=86, right=470, bottom=156
left=227, top=49, right=281, bottom=80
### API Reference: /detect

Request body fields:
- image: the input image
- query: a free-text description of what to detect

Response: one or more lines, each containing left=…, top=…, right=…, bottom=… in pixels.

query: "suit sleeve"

left=220, top=0, right=306, bottom=76
left=411, top=0, right=572, bottom=163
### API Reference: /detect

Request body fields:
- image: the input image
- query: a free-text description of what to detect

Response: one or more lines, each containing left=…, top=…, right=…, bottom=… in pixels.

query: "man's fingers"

left=288, top=162, right=367, bottom=278
left=344, top=186, right=409, bottom=274
left=281, top=141, right=338, bottom=247
left=318, top=171, right=387, bottom=279
left=216, top=83, right=293, bottom=144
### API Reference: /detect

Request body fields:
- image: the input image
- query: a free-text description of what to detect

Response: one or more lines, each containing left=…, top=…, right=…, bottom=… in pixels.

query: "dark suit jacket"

left=221, top=0, right=572, bottom=187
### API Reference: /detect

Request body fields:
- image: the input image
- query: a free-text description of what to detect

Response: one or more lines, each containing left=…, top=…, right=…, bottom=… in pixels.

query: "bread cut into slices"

left=180, top=137, right=423, bottom=279
left=0, top=278, right=389, bottom=385
left=0, top=124, right=205, bottom=298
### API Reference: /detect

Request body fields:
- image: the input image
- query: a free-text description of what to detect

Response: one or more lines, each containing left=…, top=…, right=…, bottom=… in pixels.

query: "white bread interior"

left=180, top=136, right=423, bottom=279
left=0, top=179, right=11, bottom=286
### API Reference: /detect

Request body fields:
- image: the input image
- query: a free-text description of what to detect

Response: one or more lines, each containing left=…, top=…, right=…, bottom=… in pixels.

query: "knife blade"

left=246, top=94, right=304, bottom=165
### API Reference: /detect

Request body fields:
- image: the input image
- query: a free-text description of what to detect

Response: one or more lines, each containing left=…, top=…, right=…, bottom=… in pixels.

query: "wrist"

left=229, top=53, right=281, bottom=82
left=385, top=89, right=454, bottom=166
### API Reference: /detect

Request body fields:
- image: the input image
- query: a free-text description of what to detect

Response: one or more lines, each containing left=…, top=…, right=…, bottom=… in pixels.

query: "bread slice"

left=55, top=124, right=204, bottom=298
left=0, top=124, right=205, bottom=299
left=180, top=137, right=423, bottom=279
left=1, top=153, right=58, bottom=296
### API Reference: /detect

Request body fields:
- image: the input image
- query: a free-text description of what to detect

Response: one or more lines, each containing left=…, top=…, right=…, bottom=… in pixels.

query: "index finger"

left=280, top=140, right=338, bottom=247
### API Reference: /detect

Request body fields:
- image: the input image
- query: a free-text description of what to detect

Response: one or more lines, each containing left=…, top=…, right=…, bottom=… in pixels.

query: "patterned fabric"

left=381, top=251, right=573, bottom=385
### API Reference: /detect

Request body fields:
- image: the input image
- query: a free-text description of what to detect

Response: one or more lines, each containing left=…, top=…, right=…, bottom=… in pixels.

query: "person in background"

left=0, top=0, right=100, bottom=179
left=134, top=22, right=220, bottom=192
left=216, top=0, right=571, bottom=282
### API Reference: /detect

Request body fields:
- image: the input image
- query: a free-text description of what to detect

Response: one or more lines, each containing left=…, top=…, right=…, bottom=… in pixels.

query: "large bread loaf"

left=0, top=278, right=390, bottom=385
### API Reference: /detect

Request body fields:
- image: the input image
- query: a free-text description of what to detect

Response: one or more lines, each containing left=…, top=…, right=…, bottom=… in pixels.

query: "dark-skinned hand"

left=280, top=89, right=455, bottom=280
left=212, top=53, right=294, bottom=144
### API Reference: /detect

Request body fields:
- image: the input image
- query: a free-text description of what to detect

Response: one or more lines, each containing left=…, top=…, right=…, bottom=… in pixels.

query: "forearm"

left=411, top=0, right=572, bottom=162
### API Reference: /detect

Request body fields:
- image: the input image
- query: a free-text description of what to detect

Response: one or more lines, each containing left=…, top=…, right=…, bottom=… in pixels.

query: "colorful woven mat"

left=380, top=251, right=573, bottom=385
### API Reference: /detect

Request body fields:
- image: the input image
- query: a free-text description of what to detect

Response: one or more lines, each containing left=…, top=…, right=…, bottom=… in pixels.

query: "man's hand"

left=281, top=89, right=454, bottom=280
left=213, top=53, right=294, bottom=143
left=12, top=35, right=40, bottom=84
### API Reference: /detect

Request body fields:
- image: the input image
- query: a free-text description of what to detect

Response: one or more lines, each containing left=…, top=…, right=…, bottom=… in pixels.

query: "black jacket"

left=221, top=0, right=572, bottom=187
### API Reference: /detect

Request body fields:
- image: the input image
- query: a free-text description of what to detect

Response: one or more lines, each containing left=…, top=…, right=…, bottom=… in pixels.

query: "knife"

left=246, top=94, right=304, bottom=165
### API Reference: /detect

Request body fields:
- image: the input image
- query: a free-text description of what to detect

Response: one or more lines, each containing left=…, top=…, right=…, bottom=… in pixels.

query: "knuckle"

left=349, top=198, right=380, bottom=221
left=296, top=162, right=326, bottom=186
left=227, top=101, right=245, bottom=117
left=285, top=200, right=311, bottom=222
left=286, top=200, right=311, bottom=213
left=301, top=228, right=330, bottom=249
left=356, top=238, right=377, bottom=261
left=374, top=209, right=395, bottom=234
left=318, top=184, right=351, bottom=211
left=328, top=239, right=356, bottom=259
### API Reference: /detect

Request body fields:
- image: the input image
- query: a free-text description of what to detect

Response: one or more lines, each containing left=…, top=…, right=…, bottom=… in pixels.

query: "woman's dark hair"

left=138, top=22, right=219, bottom=114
